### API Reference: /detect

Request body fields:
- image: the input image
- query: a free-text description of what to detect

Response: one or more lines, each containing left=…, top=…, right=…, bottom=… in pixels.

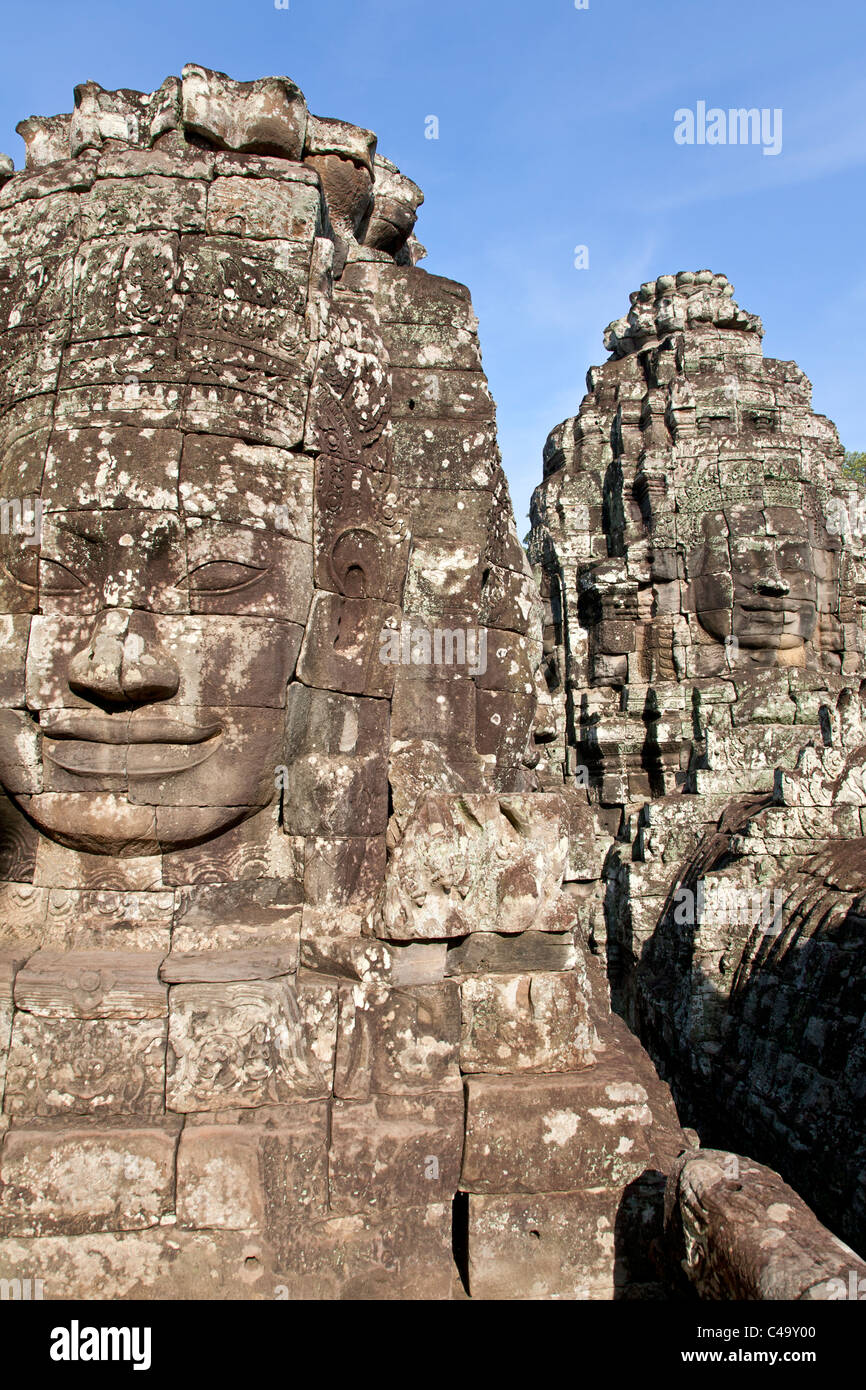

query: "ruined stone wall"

left=638, top=780, right=866, bottom=1253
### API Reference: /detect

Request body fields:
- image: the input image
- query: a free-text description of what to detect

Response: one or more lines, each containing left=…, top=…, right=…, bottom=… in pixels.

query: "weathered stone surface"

left=667, top=1150, right=866, bottom=1300
left=159, top=949, right=298, bottom=983
left=462, top=1061, right=666, bottom=1195
left=0, top=1228, right=278, bottom=1299
left=296, top=592, right=400, bottom=697
left=334, top=981, right=461, bottom=1098
left=390, top=676, right=476, bottom=751
left=14, top=950, right=166, bottom=1017
left=378, top=794, right=572, bottom=939
left=161, top=809, right=302, bottom=888
left=81, top=176, right=208, bottom=239
left=302, top=836, right=386, bottom=909
left=0, top=948, right=27, bottom=1103
left=636, top=792, right=866, bottom=1253
left=281, top=686, right=390, bottom=836
left=166, top=978, right=336, bottom=1111
left=181, top=65, right=308, bottom=162
left=269, top=1202, right=454, bottom=1300
left=0, top=884, right=50, bottom=945
left=329, top=1092, right=463, bottom=1213
left=301, top=936, right=387, bottom=983
left=467, top=1182, right=667, bottom=1300
left=527, top=272, right=866, bottom=1267
left=0, top=1124, right=179, bottom=1235
left=5, top=1015, right=166, bottom=1117
left=178, top=434, right=314, bottom=537
left=445, top=931, right=577, bottom=976
left=169, top=883, right=302, bottom=959
left=388, top=941, right=449, bottom=985
left=282, top=753, right=389, bottom=838
left=0, top=68, right=856, bottom=1307
left=460, top=970, right=597, bottom=1073
left=176, top=1102, right=328, bottom=1229
left=563, top=804, right=612, bottom=882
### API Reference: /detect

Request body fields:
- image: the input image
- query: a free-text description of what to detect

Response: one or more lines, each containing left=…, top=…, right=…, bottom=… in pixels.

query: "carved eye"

left=0, top=551, right=38, bottom=591
left=38, top=558, right=85, bottom=594
left=188, top=560, right=266, bottom=594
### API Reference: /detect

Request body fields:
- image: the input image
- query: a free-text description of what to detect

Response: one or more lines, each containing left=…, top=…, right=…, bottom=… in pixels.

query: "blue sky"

left=1, top=0, right=864, bottom=529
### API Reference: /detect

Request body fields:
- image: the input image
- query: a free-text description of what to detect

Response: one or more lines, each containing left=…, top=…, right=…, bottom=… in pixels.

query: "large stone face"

left=0, top=65, right=541, bottom=865
left=528, top=270, right=861, bottom=799
left=0, top=65, right=573, bottom=1302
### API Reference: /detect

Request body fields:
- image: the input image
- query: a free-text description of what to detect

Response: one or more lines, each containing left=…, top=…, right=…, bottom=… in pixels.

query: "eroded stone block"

left=329, top=1092, right=463, bottom=1213
left=379, top=794, right=572, bottom=939
left=461, top=1064, right=659, bottom=1195
left=167, top=978, right=335, bottom=1111
left=445, top=931, right=576, bottom=976
left=5, top=1014, right=166, bottom=1117
left=0, top=1123, right=179, bottom=1235
left=334, top=981, right=461, bottom=1098
left=176, top=1101, right=328, bottom=1230
left=466, top=1182, right=666, bottom=1300
left=14, top=949, right=166, bottom=1018
left=460, top=971, right=596, bottom=1074
left=270, top=1202, right=454, bottom=1299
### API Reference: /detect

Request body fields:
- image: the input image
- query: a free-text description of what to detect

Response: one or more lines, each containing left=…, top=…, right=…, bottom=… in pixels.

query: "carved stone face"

left=688, top=503, right=834, bottom=661
left=0, top=427, right=314, bottom=854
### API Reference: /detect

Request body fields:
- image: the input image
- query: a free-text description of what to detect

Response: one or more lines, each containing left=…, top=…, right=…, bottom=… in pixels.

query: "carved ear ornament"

left=329, top=527, right=388, bottom=601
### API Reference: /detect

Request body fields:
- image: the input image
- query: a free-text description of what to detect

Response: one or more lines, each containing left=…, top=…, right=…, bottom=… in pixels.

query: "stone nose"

left=753, top=550, right=790, bottom=597
left=753, top=574, right=790, bottom=597
left=68, top=609, right=180, bottom=704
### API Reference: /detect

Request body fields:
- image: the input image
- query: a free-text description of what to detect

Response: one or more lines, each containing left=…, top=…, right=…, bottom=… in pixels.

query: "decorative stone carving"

left=0, top=66, right=553, bottom=1301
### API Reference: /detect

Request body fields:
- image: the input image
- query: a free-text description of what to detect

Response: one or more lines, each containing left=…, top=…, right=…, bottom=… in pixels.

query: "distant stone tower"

left=528, top=270, right=864, bottom=803
left=528, top=273, right=866, bottom=1253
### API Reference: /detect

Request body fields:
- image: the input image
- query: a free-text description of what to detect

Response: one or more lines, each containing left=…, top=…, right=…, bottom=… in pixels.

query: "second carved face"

left=688, top=501, right=839, bottom=664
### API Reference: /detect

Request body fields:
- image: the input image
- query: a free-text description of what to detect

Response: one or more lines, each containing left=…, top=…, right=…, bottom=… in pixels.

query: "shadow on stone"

left=613, top=1168, right=693, bottom=1301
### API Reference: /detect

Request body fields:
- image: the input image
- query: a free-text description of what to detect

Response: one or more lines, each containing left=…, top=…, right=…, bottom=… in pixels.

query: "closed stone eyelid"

left=37, top=557, right=86, bottom=590
left=186, top=559, right=269, bottom=592
left=0, top=557, right=39, bottom=591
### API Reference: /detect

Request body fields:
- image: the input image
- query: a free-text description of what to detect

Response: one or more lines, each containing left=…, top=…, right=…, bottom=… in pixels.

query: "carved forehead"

left=18, top=426, right=315, bottom=533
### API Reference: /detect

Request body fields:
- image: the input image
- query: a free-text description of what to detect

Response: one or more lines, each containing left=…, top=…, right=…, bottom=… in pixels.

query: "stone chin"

left=5, top=788, right=271, bottom=857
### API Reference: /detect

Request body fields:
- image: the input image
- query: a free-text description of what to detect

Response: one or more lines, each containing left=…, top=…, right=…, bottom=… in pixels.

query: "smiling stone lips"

left=40, top=713, right=224, bottom=778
